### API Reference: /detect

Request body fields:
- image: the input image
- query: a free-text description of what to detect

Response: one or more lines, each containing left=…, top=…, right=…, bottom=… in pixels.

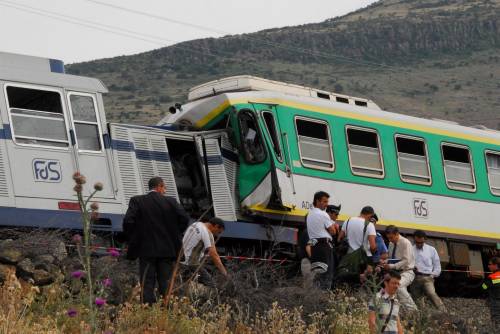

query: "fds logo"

left=413, top=198, right=429, bottom=219
left=33, top=159, right=62, bottom=183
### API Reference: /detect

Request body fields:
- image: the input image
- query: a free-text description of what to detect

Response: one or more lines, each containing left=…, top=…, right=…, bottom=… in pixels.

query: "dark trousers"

left=139, top=257, right=174, bottom=304
left=310, top=240, right=334, bottom=290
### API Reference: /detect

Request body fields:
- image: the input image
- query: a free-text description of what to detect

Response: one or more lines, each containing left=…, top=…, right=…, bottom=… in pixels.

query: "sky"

left=0, top=0, right=377, bottom=64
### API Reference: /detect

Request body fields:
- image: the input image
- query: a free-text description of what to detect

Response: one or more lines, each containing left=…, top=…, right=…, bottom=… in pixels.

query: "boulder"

left=16, top=258, right=35, bottom=279
left=0, top=248, right=23, bottom=264
left=53, top=241, right=68, bottom=261
left=34, top=254, right=55, bottom=265
left=33, top=269, right=54, bottom=286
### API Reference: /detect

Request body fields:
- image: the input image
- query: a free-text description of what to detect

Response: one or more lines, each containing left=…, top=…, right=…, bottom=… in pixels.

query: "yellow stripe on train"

left=196, top=97, right=500, bottom=146
left=247, top=204, right=500, bottom=240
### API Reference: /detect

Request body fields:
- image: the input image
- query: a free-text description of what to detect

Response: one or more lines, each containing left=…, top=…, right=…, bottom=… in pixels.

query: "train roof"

left=163, top=79, right=500, bottom=145
left=0, top=51, right=107, bottom=93
left=188, top=75, right=380, bottom=110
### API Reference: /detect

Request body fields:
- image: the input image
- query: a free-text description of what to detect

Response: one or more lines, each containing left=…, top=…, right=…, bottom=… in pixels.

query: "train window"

left=295, top=117, right=334, bottom=171
left=336, top=96, right=349, bottom=104
left=6, top=86, right=69, bottom=147
left=238, top=109, right=266, bottom=164
left=485, top=151, right=500, bottom=196
left=441, top=143, right=476, bottom=192
left=261, top=111, right=283, bottom=162
left=346, top=126, right=384, bottom=178
left=69, top=94, right=102, bottom=151
left=395, top=135, right=431, bottom=185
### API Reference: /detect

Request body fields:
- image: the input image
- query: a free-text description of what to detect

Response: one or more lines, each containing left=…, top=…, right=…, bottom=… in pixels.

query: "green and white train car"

left=163, top=75, right=500, bottom=271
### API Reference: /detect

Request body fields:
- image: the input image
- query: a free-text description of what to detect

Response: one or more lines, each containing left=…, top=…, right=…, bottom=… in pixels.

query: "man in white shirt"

left=338, top=206, right=377, bottom=257
left=306, top=191, right=338, bottom=289
left=383, top=225, right=418, bottom=312
left=411, top=230, right=446, bottom=311
left=182, top=217, right=228, bottom=286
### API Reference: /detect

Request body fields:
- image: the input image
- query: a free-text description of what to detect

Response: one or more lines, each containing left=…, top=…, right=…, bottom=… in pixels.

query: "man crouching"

left=182, top=217, right=228, bottom=287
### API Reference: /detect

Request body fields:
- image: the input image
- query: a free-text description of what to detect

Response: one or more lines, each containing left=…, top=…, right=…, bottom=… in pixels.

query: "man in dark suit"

left=123, top=176, right=190, bottom=304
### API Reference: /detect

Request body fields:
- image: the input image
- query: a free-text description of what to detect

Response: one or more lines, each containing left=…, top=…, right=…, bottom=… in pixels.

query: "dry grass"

left=0, top=259, right=371, bottom=334
left=1, top=259, right=480, bottom=334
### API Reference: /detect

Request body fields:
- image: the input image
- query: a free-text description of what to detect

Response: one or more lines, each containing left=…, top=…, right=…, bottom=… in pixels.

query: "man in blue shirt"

left=370, top=214, right=388, bottom=265
left=361, top=214, right=388, bottom=282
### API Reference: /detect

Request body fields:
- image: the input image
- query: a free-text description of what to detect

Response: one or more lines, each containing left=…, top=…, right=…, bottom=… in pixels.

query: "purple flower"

left=94, top=182, right=104, bottom=191
left=90, top=202, right=99, bottom=211
left=107, top=248, right=120, bottom=257
left=102, top=278, right=112, bottom=287
left=71, top=270, right=84, bottom=279
left=67, top=308, right=77, bottom=317
left=95, top=297, right=106, bottom=307
left=72, top=234, right=82, bottom=243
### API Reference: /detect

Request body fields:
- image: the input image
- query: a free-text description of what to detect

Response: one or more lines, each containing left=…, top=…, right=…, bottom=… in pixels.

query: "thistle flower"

left=107, top=248, right=120, bottom=257
left=74, top=174, right=86, bottom=185
left=71, top=270, right=84, bottom=279
left=102, top=278, right=112, bottom=287
left=73, top=184, right=83, bottom=193
left=90, top=211, right=99, bottom=221
left=95, top=297, right=106, bottom=307
left=94, top=182, right=104, bottom=191
left=72, top=234, right=82, bottom=243
left=72, top=172, right=81, bottom=181
left=67, top=308, right=77, bottom=317
left=90, top=202, right=99, bottom=211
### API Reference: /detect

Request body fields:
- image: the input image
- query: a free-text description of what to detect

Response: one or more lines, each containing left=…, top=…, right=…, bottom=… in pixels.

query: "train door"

left=3, top=83, right=80, bottom=202
left=109, top=124, right=179, bottom=211
left=66, top=92, right=114, bottom=199
left=233, top=107, right=273, bottom=209
left=253, top=104, right=296, bottom=209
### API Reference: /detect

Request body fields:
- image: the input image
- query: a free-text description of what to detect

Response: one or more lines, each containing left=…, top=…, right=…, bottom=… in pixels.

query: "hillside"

left=67, top=0, right=500, bottom=129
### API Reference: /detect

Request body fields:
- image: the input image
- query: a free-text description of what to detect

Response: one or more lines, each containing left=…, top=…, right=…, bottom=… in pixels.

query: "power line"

left=0, top=1, right=163, bottom=46
left=0, top=0, right=270, bottom=66
left=1, top=0, right=497, bottom=110
left=0, top=0, right=377, bottom=91
left=82, top=0, right=500, bottom=93
left=83, top=0, right=416, bottom=73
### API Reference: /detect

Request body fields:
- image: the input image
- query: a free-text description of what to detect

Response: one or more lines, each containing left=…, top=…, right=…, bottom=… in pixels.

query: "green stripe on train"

left=204, top=101, right=500, bottom=204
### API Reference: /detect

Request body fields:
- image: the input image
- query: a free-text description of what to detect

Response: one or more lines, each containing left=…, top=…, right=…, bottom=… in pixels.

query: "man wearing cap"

left=182, top=216, right=228, bottom=286
left=411, top=230, right=445, bottom=311
left=326, top=204, right=341, bottom=231
left=306, top=191, right=338, bottom=289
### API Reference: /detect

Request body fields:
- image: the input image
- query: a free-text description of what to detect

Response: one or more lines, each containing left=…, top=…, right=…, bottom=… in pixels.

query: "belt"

left=313, top=238, right=332, bottom=242
left=415, top=272, right=432, bottom=276
left=311, top=238, right=333, bottom=247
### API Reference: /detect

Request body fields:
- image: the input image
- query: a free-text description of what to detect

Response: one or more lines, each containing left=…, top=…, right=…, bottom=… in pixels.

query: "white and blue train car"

left=0, top=51, right=296, bottom=246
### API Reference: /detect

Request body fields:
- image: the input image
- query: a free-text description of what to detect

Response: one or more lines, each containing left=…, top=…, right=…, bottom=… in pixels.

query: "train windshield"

left=238, top=109, right=266, bottom=164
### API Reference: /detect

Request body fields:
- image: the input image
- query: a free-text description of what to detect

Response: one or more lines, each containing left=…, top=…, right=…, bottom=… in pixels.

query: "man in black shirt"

left=123, top=176, right=190, bottom=304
